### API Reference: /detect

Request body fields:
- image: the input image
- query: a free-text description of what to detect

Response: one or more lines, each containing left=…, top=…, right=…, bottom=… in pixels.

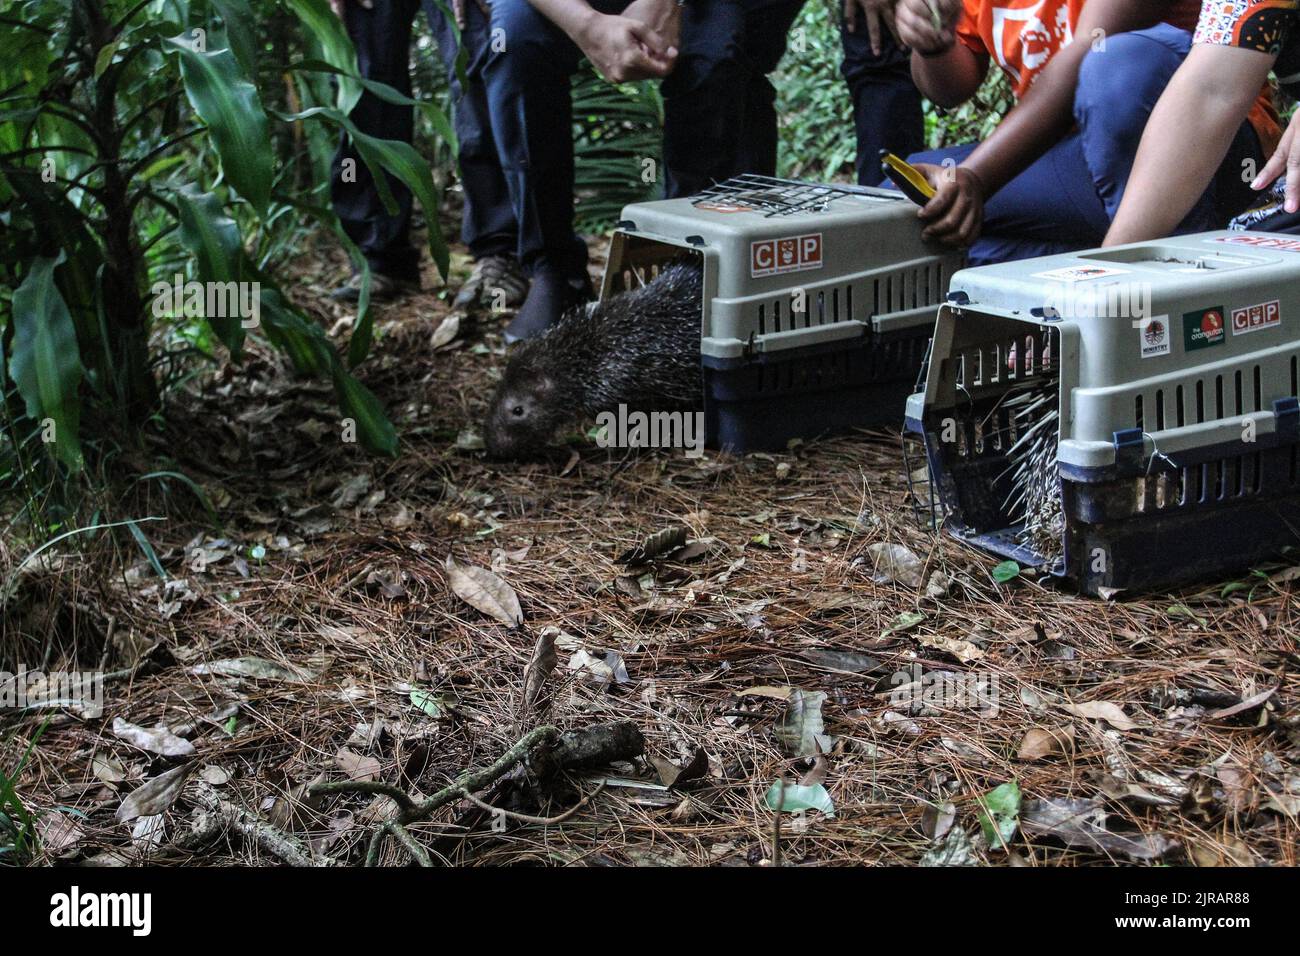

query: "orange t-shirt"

left=955, top=0, right=1279, bottom=151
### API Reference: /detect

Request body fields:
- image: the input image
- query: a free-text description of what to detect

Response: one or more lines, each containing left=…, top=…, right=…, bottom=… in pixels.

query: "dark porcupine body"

left=485, top=261, right=704, bottom=459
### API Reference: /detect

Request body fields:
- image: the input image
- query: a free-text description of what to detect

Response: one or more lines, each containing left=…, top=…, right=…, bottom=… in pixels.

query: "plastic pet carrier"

left=604, top=175, right=964, bottom=452
left=905, top=232, right=1300, bottom=596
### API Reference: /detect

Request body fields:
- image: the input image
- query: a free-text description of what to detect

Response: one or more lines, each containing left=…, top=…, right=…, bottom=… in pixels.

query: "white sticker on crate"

left=1032, top=265, right=1130, bottom=282
left=1211, top=235, right=1300, bottom=253
left=1139, top=315, right=1171, bottom=359
left=1231, top=300, right=1281, bottom=336
left=751, top=233, right=823, bottom=278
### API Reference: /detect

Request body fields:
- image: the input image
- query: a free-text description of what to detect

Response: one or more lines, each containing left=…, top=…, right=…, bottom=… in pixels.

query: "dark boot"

left=503, top=271, right=592, bottom=343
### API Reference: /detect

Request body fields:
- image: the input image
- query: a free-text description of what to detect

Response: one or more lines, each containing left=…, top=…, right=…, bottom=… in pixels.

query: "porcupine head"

left=484, top=261, right=704, bottom=459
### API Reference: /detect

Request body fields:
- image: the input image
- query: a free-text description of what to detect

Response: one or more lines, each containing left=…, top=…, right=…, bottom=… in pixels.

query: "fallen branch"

left=310, top=721, right=644, bottom=866
left=190, top=784, right=323, bottom=867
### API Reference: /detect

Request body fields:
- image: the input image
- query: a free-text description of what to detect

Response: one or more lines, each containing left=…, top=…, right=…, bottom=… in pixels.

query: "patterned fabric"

left=1195, top=0, right=1300, bottom=92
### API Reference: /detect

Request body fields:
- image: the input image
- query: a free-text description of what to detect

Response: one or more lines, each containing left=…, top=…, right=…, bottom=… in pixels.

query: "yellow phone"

left=880, top=151, right=937, bottom=206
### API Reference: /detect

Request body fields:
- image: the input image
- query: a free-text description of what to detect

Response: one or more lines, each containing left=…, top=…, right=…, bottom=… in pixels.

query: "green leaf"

left=125, top=519, right=168, bottom=580
left=279, top=106, right=448, bottom=278
left=410, top=689, right=445, bottom=717
left=286, top=0, right=362, bottom=114
left=10, top=256, right=84, bottom=471
left=992, top=560, right=1021, bottom=583
left=765, top=780, right=835, bottom=816
left=334, top=369, right=398, bottom=456
left=167, top=40, right=272, bottom=214
left=977, top=781, right=1021, bottom=849
left=211, top=0, right=260, bottom=77
left=172, top=187, right=248, bottom=356
left=882, top=610, right=925, bottom=638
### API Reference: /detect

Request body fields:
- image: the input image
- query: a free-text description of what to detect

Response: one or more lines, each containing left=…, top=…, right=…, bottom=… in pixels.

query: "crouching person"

left=1107, top=0, right=1300, bottom=243
left=892, top=0, right=1278, bottom=265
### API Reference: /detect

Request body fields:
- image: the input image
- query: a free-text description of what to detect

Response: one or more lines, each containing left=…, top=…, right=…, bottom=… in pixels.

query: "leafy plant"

left=0, top=0, right=453, bottom=483
left=0, top=719, right=49, bottom=866
left=571, top=66, right=662, bottom=233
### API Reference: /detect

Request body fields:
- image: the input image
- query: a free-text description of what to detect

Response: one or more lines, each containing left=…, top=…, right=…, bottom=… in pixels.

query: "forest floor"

left=2, top=230, right=1298, bottom=868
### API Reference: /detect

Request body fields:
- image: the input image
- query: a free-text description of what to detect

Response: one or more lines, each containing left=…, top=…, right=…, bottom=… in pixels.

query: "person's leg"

left=737, top=0, right=806, bottom=177
left=1075, top=22, right=1261, bottom=233
left=329, top=0, right=423, bottom=289
left=422, top=0, right=517, bottom=260
left=662, top=0, right=748, bottom=197
left=906, top=138, right=1110, bottom=266
left=840, top=12, right=924, bottom=186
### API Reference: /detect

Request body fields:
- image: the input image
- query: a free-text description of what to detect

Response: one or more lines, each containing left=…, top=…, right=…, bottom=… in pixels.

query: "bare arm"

left=896, top=0, right=985, bottom=106
left=1105, top=44, right=1274, bottom=245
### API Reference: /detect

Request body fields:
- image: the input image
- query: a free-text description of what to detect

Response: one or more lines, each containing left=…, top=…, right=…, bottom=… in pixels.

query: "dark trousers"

left=904, top=24, right=1262, bottom=266
left=330, top=0, right=515, bottom=280
left=840, top=14, right=924, bottom=187
left=483, top=0, right=805, bottom=280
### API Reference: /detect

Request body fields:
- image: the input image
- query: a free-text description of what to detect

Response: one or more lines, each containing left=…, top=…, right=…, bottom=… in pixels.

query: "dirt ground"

left=2, top=231, right=1298, bottom=868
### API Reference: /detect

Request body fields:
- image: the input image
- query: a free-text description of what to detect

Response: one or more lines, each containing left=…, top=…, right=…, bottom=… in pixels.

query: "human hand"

left=914, top=162, right=985, bottom=247
left=576, top=12, right=677, bottom=81
left=844, top=0, right=899, bottom=57
left=895, top=0, right=961, bottom=55
left=1251, top=108, right=1300, bottom=214
left=622, top=0, right=682, bottom=53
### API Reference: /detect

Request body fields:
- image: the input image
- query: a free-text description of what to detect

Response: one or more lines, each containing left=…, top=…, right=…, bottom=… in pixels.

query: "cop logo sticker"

left=1183, top=306, right=1226, bottom=351
left=1139, top=315, right=1170, bottom=359
left=751, top=233, right=823, bottom=278
left=1230, top=299, right=1281, bottom=336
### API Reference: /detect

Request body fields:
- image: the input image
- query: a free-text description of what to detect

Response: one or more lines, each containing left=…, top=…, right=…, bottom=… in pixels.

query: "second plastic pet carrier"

left=905, top=232, right=1300, bottom=595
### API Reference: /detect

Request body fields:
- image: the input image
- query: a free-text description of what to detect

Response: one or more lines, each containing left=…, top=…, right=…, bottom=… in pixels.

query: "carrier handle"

left=751, top=320, right=868, bottom=353
left=1107, top=401, right=1296, bottom=470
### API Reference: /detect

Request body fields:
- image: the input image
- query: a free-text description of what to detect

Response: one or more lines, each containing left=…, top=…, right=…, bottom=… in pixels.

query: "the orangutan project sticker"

left=1139, top=315, right=1170, bottom=359
left=751, top=233, right=823, bottom=278
left=1210, top=234, right=1300, bottom=253
left=1184, top=306, right=1226, bottom=351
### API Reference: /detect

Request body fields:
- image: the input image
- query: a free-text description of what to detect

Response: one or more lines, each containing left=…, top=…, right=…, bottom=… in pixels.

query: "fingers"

left=1287, top=148, right=1300, bottom=214
left=844, top=0, right=856, bottom=33
left=866, top=7, right=883, bottom=57
left=452, top=0, right=465, bottom=29
left=1253, top=149, right=1287, bottom=193
left=627, top=20, right=674, bottom=60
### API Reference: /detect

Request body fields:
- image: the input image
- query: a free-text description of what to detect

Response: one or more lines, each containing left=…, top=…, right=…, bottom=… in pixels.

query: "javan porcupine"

left=484, top=261, right=704, bottom=459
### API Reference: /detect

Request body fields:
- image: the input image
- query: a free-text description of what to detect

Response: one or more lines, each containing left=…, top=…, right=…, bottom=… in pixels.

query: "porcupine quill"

left=997, top=370, right=1064, bottom=563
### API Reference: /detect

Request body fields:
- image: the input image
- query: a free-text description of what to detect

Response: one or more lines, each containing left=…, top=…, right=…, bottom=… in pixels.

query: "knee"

left=485, top=0, right=560, bottom=75
left=1076, top=29, right=1184, bottom=132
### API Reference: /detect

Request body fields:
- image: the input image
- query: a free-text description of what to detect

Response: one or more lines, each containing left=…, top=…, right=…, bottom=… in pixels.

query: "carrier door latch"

left=1112, top=428, right=1146, bottom=475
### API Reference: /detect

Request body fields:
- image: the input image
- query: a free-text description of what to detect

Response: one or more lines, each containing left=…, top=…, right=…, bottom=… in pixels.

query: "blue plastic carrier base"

left=919, top=396, right=1300, bottom=595
left=703, top=330, right=930, bottom=453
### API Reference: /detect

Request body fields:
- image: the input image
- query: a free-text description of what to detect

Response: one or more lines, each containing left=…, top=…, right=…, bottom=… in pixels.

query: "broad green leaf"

left=173, top=187, right=248, bottom=356
left=167, top=40, right=272, bottom=214
left=10, top=256, right=84, bottom=471
left=280, top=106, right=448, bottom=278
left=286, top=0, right=362, bottom=114
left=882, top=610, right=925, bottom=638
left=410, top=689, right=444, bottom=717
left=211, top=0, right=259, bottom=77
left=765, top=781, right=835, bottom=816
left=334, top=369, right=398, bottom=456
left=992, top=560, right=1021, bottom=583
left=977, top=781, right=1021, bottom=849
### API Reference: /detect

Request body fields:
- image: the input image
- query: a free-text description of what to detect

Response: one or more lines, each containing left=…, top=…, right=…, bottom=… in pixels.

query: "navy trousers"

left=483, top=0, right=805, bottom=281
left=903, top=24, right=1261, bottom=266
left=840, top=12, right=924, bottom=187
left=330, top=0, right=515, bottom=280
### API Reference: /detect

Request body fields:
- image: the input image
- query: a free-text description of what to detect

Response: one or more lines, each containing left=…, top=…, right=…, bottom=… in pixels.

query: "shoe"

left=453, top=254, right=529, bottom=311
left=503, top=272, right=592, bottom=344
left=328, top=271, right=420, bottom=304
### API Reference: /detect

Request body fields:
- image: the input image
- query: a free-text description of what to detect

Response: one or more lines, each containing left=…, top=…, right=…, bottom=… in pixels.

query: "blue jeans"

left=483, top=0, right=804, bottom=280
left=906, top=24, right=1262, bottom=266
left=329, top=0, right=516, bottom=278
